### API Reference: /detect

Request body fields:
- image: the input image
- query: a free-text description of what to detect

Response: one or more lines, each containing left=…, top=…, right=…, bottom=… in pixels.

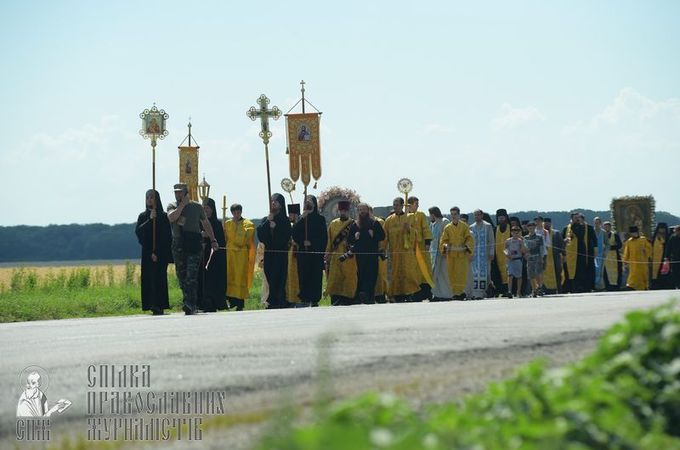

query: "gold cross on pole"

left=247, top=94, right=281, bottom=145
left=246, top=94, right=281, bottom=210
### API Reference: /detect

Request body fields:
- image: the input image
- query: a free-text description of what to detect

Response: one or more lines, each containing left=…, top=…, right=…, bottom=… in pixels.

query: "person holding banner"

left=135, top=189, right=172, bottom=316
left=384, top=197, right=420, bottom=302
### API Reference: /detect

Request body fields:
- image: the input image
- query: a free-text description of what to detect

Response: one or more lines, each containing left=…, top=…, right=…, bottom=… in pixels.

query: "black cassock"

left=257, top=193, right=291, bottom=309
left=198, top=198, right=227, bottom=312
left=347, top=218, right=385, bottom=303
left=292, top=196, right=327, bottom=306
left=135, top=190, right=172, bottom=313
left=563, top=223, right=597, bottom=293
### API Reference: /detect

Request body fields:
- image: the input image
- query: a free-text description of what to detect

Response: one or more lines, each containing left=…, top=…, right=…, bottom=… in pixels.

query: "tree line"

left=1, top=210, right=678, bottom=263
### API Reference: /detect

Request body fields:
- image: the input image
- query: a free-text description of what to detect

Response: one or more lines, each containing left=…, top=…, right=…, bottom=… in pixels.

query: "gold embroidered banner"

left=286, top=113, right=321, bottom=186
left=178, top=146, right=199, bottom=201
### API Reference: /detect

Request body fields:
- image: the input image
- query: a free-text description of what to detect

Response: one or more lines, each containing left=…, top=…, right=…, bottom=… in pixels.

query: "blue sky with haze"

left=1, top=1, right=679, bottom=225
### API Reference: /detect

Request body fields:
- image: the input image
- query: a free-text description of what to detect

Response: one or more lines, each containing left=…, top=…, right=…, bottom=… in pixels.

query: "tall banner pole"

left=285, top=80, right=323, bottom=249
left=139, top=104, right=169, bottom=254
left=247, top=94, right=281, bottom=211
left=264, top=143, right=273, bottom=205
left=152, top=137, right=157, bottom=249
left=398, top=178, right=413, bottom=250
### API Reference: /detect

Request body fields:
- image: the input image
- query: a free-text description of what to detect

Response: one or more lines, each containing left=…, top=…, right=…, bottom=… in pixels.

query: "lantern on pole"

left=139, top=103, right=169, bottom=252
left=198, top=175, right=211, bottom=204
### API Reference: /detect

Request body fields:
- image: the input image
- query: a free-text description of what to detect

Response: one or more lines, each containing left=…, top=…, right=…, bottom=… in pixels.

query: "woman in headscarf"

left=293, top=195, right=328, bottom=306
left=198, top=198, right=227, bottom=312
left=257, top=193, right=292, bottom=309
left=135, top=189, right=173, bottom=315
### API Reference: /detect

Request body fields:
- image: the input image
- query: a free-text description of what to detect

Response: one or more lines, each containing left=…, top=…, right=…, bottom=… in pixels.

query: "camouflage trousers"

left=172, top=239, right=202, bottom=313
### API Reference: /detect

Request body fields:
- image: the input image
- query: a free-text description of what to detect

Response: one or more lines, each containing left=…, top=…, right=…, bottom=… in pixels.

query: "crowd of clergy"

left=136, top=188, right=680, bottom=314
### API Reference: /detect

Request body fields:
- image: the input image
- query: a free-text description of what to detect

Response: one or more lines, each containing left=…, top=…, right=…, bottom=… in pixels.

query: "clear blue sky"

left=2, top=1, right=679, bottom=226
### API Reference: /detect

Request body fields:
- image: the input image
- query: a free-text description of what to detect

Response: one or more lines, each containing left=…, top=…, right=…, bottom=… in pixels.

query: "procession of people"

left=135, top=186, right=680, bottom=315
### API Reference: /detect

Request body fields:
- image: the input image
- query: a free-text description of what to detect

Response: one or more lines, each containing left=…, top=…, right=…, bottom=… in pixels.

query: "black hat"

left=496, top=208, right=508, bottom=217
left=658, top=222, right=668, bottom=229
left=629, top=225, right=639, bottom=233
left=287, top=204, right=300, bottom=215
left=544, top=218, right=552, bottom=223
left=338, top=200, right=351, bottom=210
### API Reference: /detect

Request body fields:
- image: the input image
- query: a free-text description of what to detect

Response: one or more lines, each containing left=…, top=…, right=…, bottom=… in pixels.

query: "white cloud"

left=492, top=103, right=545, bottom=131
left=563, top=87, right=680, bottom=134
left=423, top=123, right=453, bottom=135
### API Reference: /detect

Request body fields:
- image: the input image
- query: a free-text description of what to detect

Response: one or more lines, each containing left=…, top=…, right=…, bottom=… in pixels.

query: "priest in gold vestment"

left=439, top=207, right=474, bottom=299
left=224, top=204, right=256, bottom=311
left=384, top=197, right=420, bottom=302
left=325, top=200, right=357, bottom=305
left=622, top=226, right=652, bottom=291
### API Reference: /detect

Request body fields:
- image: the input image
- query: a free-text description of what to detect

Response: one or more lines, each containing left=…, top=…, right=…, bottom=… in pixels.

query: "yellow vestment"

left=384, top=212, right=420, bottom=297
left=495, top=226, right=511, bottom=285
left=224, top=218, right=256, bottom=301
left=652, top=236, right=665, bottom=280
left=286, top=241, right=301, bottom=303
left=604, top=231, right=619, bottom=284
left=543, top=230, right=558, bottom=291
left=623, top=237, right=652, bottom=291
left=325, top=218, right=357, bottom=299
left=439, top=221, right=474, bottom=296
left=409, top=210, right=434, bottom=288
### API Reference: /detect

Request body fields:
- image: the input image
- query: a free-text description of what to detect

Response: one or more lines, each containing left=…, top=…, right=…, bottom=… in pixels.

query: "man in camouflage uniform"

left=167, top=183, right=219, bottom=315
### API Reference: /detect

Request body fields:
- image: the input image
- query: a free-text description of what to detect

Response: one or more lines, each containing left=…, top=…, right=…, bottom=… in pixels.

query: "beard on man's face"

left=358, top=211, right=370, bottom=228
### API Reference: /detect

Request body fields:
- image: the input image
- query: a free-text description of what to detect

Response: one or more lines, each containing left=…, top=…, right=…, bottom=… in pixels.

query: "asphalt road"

left=1, top=289, right=677, bottom=448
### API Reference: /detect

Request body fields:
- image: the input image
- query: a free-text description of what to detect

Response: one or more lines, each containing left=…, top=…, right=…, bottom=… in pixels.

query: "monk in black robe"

left=563, top=213, right=597, bottom=293
left=257, top=193, right=291, bottom=309
left=198, top=198, right=227, bottom=312
left=347, top=203, right=385, bottom=303
left=293, top=195, right=328, bottom=307
left=135, top=190, right=173, bottom=315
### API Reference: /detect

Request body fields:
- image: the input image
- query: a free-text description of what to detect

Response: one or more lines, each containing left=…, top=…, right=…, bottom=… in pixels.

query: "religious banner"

left=178, top=146, right=199, bottom=201
left=611, top=195, right=655, bottom=238
left=286, top=113, right=321, bottom=187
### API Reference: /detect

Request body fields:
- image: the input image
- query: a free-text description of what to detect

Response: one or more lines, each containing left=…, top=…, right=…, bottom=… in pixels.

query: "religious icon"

left=139, top=105, right=169, bottom=141
left=611, top=195, right=655, bottom=238
left=297, top=124, right=311, bottom=141
left=185, top=159, right=192, bottom=174
left=146, top=117, right=161, bottom=134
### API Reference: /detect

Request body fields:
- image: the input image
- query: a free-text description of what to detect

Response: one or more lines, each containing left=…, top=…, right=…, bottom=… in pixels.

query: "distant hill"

left=1, top=210, right=678, bottom=263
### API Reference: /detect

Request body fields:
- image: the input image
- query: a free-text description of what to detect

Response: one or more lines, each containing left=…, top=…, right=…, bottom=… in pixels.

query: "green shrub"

left=257, top=301, right=680, bottom=450
left=123, top=261, right=136, bottom=286
left=66, top=268, right=91, bottom=289
left=10, top=268, right=25, bottom=291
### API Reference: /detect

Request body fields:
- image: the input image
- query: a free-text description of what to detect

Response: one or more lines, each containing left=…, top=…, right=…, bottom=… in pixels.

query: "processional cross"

left=247, top=94, right=281, bottom=207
